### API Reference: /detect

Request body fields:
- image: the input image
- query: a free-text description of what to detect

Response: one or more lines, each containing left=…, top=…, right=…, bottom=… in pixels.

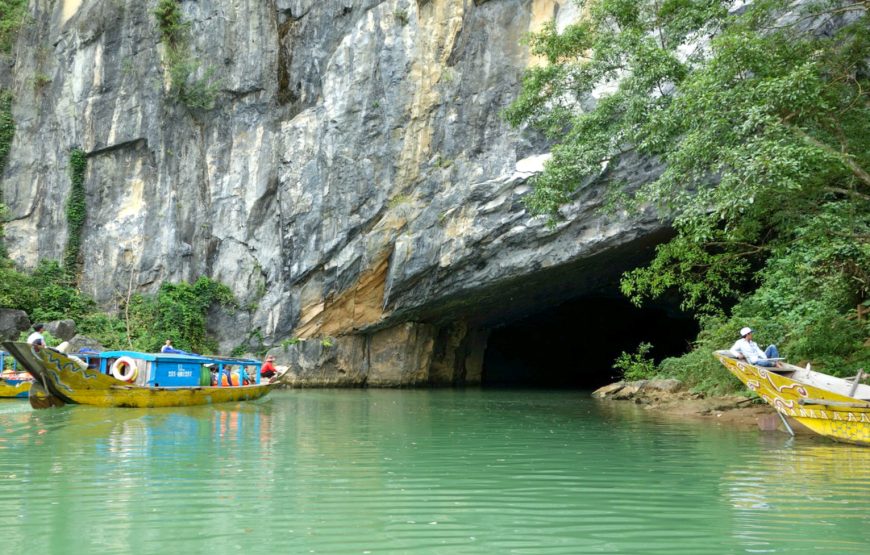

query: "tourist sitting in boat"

left=261, top=355, right=277, bottom=379
left=220, top=365, right=242, bottom=386
left=729, top=327, right=782, bottom=368
left=27, top=323, right=46, bottom=346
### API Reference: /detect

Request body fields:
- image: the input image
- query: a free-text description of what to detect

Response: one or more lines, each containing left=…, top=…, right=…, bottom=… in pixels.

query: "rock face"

left=267, top=320, right=486, bottom=387
left=1, top=1, right=666, bottom=385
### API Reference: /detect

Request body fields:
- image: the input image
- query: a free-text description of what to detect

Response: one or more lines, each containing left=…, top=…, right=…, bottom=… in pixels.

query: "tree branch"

left=785, top=124, right=870, bottom=188
left=824, top=187, right=870, bottom=201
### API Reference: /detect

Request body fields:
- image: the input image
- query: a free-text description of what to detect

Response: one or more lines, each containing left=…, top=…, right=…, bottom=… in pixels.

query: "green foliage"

left=0, top=0, right=28, bottom=54
left=153, top=0, right=219, bottom=110
left=280, top=337, right=302, bottom=347
left=0, top=90, right=12, bottom=259
left=166, top=49, right=220, bottom=110
left=0, top=90, right=13, bottom=176
left=76, top=311, right=129, bottom=350
left=64, top=148, right=87, bottom=275
left=613, top=342, right=657, bottom=381
left=320, top=337, right=334, bottom=348
left=0, top=260, right=86, bottom=322
left=153, top=0, right=188, bottom=46
left=0, top=256, right=239, bottom=354
left=657, top=315, right=748, bottom=394
left=126, top=276, right=236, bottom=353
left=506, top=0, right=870, bottom=391
left=32, top=72, right=51, bottom=92
left=393, top=9, right=409, bottom=26
left=433, top=155, right=453, bottom=169
left=388, top=193, right=412, bottom=208
left=233, top=328, right=268, bottom=357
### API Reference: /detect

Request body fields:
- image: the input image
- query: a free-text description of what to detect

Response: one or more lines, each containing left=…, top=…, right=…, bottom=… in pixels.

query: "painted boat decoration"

left=714, top=350, right=870, bottom=446
left=1, top=341, right=278, bottom=410
left=1, top=350, right=33, bottom=398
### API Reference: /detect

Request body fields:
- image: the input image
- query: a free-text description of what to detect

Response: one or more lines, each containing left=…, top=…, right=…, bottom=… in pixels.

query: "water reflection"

left=0, top=391, right=869, bottom=554
left=724, top=442, right=870, bottom=552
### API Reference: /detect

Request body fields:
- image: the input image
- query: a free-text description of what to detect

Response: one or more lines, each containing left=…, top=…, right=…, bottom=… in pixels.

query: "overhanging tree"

left=506, top=0, right=869, bottom=379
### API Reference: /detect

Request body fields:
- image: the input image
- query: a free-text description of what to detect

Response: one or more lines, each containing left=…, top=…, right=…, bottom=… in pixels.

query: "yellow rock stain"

left=61, top=0, right=83, bottom=25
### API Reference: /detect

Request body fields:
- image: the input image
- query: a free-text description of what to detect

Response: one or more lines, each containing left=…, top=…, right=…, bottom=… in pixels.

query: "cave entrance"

left=398, top=229, right=699, bottom=389
left=481, top=293, right=698, bottom=389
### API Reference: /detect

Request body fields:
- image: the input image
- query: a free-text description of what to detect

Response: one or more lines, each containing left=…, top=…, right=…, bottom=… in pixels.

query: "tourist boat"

left=714, top=350, right=870, bottom=446
left=1, top=341, right=279, bottom=410
left=0, top=349, right=33, bottom=398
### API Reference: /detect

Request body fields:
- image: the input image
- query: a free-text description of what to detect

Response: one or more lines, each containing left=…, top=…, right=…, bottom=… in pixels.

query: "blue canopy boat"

left=1, top=342, right=278, bottom=409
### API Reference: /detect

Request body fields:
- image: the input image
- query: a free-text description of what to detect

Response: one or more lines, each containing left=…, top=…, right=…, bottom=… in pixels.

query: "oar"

left=847, top=368, right=865, bottom=399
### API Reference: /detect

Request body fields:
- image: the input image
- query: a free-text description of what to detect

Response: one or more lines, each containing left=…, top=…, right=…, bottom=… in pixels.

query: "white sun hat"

left=739, top=327, right=753, bottom=337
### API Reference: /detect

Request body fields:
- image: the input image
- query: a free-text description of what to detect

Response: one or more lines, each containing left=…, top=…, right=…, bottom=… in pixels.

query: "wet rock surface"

left=592, top=379, right=782, bottom=431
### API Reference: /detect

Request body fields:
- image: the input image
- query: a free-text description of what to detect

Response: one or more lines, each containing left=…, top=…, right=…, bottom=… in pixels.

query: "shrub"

left=126, top=276, right=236, bottom=353
left=153, top=1, right=219, bottom=110
left=613, top=342, right=657, bottom=381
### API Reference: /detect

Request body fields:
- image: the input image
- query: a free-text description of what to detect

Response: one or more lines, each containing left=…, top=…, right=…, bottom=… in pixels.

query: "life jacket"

left=221, top=372, right=240, bottom=386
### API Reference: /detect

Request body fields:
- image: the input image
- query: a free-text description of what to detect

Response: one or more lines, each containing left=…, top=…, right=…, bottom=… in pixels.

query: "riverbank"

left=592, top=378, right=792, bottom=432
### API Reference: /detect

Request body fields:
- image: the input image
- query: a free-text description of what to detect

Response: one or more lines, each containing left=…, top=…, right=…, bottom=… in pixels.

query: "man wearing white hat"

left=729, top=327, right=781, bottom=367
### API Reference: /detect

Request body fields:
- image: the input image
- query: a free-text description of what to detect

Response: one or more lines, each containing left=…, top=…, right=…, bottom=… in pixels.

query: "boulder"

left=66, top=335, right=106, bottom=354
left=643, top=379, right=684, bottom=393
left=611, top=382, right=645, bottom=400
left=592, top=381, right=626, bottom=398
left=0, top=309, right=30, bottom=341
left=46, top=319, right=77, bottom=341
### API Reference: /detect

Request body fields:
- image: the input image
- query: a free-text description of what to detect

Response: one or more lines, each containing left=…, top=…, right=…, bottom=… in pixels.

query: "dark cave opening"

left=481, top=293, right=698, bottom=390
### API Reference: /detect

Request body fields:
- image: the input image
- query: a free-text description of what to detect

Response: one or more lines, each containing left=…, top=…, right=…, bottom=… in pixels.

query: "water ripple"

left=1, top=391, right=870, bottom=554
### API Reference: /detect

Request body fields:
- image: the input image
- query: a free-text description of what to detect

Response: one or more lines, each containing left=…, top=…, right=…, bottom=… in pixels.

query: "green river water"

left=1, top=389, right=869, bottom=554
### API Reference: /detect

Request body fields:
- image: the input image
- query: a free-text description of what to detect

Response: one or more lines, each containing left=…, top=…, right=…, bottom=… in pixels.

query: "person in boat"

left=161, top=339, right=173, bottom=353
left=27, top=323, right=46, bottom=346
left=220, top=365, right=242, bottom=386
left=261, top=355, right=277, bottom=380
left=206, top=363, right=218, bottom=386
left=729, top=327, right=782, bottom=368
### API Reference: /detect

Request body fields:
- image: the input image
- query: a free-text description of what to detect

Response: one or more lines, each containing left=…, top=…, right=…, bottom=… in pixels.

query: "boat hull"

left=2, top=342, right=276, bottom=409
left=714, top=352, right=870, bottom=446
left=0, top=377, right=31, bottom=398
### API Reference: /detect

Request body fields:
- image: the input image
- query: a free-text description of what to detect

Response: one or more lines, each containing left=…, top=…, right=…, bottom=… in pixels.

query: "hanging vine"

left=64, top=148, right=87, bottom=275
left=0, top=91, right=12, bottom=177
left=0, top=91, right=14, bottom=258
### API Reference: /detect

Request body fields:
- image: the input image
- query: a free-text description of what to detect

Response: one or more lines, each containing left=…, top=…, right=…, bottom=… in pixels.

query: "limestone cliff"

left=1, top=0, right=665, bottom=385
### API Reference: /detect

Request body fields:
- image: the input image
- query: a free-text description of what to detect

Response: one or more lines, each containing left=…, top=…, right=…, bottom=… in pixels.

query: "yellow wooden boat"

left=0, top=350, right=33, bottom=398
left=1, top=341, right=278, bottom=409
left=0, top=374, right=32, bottom=398
left=714, top=350, right=870, bottom=446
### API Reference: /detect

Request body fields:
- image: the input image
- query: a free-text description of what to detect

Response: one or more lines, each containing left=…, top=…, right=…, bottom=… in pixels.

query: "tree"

left=506, top=0, right=869, bottom=378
